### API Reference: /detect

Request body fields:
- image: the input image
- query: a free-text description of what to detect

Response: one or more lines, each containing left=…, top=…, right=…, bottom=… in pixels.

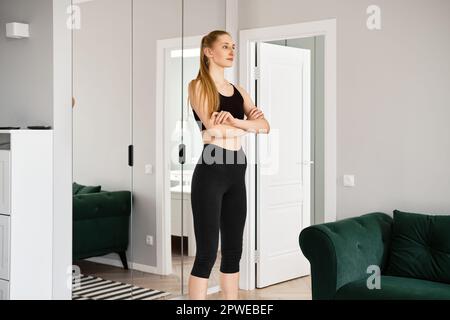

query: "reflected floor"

left=74, top=253, right=311, bottom=300
left=73, top=252, right=221, bottom=299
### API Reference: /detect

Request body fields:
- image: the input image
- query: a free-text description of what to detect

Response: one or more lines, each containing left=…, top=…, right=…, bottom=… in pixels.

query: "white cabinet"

left=0, top=215, right=10, bottom=281
left=0, top=279, right=9, bottom=300
left=171, top=188, right=196, bottom=257
left=0, top=130, right=53, bottom=300
left=0, top=151, right=10, bottom=215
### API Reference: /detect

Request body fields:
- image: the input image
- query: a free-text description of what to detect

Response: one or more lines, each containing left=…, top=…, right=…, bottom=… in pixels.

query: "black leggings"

left=190, top=143, right=247, bottom=279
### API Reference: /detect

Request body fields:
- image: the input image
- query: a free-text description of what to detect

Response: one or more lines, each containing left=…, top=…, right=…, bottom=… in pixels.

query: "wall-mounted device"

left=6, top=22, right=30, bottom=39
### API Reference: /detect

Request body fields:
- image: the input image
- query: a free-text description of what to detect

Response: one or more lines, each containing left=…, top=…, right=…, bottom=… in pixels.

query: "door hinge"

left=253, top=66, right=260, bottom=80
left=128, top=145, right=134, bottom=167
left=254, top=250, right=260, bottom=263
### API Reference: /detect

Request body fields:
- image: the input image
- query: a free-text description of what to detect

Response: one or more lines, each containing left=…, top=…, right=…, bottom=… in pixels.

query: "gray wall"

left=239, top=0, right=450, bottom=219
left=0, top=0, right=53, bottom=127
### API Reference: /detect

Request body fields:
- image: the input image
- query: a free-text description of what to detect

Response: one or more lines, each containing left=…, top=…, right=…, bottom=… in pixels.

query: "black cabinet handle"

left=128, top=145, right=133, bottom=167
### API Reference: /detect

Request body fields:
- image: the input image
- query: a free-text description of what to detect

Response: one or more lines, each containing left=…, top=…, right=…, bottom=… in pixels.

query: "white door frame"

left=239, top=18, right=337, bottom=291
left=155, top=35, right=203, bottom=276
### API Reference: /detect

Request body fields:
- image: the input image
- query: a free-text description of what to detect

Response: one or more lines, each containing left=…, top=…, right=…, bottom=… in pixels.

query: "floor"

left=73, top=255, right=312, bottom=300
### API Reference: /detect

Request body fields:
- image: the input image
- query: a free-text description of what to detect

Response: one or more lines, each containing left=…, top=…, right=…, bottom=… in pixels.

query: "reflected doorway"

left=156, top=36, right=223, bottom=297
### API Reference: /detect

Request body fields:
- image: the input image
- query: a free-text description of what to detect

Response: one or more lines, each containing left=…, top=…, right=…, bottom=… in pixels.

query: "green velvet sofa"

left=299, top=211, right=450, bottom=300
left=73, top=182, right=132, bottom=269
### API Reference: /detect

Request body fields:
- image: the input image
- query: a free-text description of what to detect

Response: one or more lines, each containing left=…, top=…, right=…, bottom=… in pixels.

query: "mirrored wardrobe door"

left=154, top=0, right=189, bottom=299
left=181, top=0, right=229, bottom=298
left=72, top=0, right=134, bottom=300
left=130, top=0, right=184, bottom=299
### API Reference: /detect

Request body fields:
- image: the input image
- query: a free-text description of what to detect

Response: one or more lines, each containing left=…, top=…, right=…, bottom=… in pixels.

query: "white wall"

left=0, top=0, right=53, bottom=127
left=239, top=0, right=450, bottom=219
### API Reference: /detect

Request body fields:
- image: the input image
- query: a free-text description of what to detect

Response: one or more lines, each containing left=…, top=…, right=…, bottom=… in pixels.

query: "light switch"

left=343, top=174, right=355, bottom=187
left=145, top=164, right=153, bottom=174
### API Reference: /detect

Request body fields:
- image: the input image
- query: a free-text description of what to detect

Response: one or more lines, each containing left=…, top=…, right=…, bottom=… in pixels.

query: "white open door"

left=256, top=42, right=312, bottom=288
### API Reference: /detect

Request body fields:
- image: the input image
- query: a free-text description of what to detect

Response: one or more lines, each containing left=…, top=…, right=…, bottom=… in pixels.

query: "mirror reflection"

left=71, top=0, right=135, bottom=300
left=71, top=0, right=182, bottom=300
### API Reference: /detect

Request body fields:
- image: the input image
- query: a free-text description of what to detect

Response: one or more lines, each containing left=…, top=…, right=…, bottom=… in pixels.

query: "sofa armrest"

left=73, top=190, right=132, bottom=221
left=299, top=212, right=392, bottom=299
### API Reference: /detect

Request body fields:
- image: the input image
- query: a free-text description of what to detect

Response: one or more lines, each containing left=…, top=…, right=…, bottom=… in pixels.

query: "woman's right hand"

left=211, top=111, right=236, bottom=126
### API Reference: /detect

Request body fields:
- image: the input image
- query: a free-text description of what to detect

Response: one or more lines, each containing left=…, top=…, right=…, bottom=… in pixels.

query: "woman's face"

left=205, top=34, right=236, bottom=68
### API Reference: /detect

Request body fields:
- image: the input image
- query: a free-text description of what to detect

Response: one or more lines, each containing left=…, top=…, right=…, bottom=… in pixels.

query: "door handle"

left=179, top=144, right=186, bottom=165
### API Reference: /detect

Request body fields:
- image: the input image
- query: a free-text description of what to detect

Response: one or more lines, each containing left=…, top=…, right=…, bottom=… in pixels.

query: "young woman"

left=187, top=30, right=270, bottom=300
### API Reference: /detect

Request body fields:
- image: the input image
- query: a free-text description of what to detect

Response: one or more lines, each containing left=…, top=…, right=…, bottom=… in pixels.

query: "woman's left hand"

left=214, top=111, right=236, bottom=126
left=248, top=107, right=265, bottom=120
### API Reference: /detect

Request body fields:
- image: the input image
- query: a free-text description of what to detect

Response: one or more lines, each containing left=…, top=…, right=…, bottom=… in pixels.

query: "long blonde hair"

left=188, top=30, right=230, bottom=117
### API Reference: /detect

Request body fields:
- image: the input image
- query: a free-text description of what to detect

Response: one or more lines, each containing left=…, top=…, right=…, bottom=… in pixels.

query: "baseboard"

left=84, top=256, right=158, bottom=274
left=131, top=262, right=158, bottom=274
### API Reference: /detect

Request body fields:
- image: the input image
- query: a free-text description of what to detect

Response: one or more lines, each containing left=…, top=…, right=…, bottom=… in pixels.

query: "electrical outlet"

left=146, top=235, right=154, bottom=246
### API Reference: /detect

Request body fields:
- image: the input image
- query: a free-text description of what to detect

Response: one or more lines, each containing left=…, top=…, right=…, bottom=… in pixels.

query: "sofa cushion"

left=73, top=182, right=101, bottom=195
left=385, top=210, right=450, bottom=284
left=335, top=276, right=450, bottom=300
left=72, top=182, right=84, bottom=195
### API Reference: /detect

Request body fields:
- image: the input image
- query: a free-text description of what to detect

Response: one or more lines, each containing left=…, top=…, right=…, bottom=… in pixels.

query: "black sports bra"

left=192, top=83, right=245, bottom=131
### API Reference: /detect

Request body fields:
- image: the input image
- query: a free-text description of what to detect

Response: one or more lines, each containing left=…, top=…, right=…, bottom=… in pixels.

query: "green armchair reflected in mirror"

left=72, top=182, right=132, bottom=269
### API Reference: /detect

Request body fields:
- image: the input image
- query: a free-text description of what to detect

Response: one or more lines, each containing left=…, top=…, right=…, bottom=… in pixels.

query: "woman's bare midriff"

left=200, top=131, right=242, bottom=151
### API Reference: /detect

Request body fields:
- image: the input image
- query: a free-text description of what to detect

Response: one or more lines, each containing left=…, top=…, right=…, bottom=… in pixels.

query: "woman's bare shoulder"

left=188, top=80, right=208, bottom=111
left=234, top=84, right=250, bottom=98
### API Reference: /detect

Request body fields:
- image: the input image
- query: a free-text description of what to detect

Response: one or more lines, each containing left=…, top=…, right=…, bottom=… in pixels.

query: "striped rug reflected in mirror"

left=72, top=274, right=171, bottom=300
